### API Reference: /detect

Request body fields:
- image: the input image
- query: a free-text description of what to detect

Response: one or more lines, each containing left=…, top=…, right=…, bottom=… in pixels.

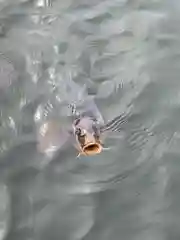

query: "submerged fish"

left=36, top=95, right=136, bottom=158
left=36, top=71, right=153, bottom=158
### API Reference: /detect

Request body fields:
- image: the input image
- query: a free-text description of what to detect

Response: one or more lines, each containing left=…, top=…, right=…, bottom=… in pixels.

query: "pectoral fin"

left=100, top=112, right=154, bottom=151
left=100, top=112, right=130, bottom=133
left=37, top=121, right=71, bottom=157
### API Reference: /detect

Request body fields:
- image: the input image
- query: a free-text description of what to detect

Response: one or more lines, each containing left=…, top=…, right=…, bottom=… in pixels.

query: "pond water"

left=0, top=0, right=180, bottom=240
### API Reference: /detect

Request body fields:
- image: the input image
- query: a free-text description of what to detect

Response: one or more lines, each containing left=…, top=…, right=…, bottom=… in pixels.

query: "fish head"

left=73, top=116, right=103, bottom=156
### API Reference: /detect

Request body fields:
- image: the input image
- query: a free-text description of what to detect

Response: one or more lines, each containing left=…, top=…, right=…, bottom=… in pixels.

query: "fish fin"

left=100, top=111, right=147, bottom=133
left=68, top=103, right=81, bottom=122
left=123, top=124, right=154, bottom=151
left=68, top=103, right=78, bottom=116
left=37, top=121, right=71, bottom=157
left=100, top=112, right=154, bottom=151
left=100, top=112, right=131, bottom=133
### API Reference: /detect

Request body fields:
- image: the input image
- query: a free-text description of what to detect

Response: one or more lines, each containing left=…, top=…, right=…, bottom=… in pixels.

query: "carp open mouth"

left=82, top=142, right=102, bottom=156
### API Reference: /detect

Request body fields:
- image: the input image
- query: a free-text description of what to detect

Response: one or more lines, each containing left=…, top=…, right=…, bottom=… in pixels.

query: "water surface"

left=0, top=0, right=180, bottom=240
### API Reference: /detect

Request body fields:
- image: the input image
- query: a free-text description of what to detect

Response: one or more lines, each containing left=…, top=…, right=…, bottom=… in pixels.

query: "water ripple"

left=0, top=0, right=179, bottom=240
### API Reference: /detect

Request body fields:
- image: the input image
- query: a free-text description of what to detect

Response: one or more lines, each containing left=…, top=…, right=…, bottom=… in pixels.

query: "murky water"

left=0, top=0, right=180, bottom=239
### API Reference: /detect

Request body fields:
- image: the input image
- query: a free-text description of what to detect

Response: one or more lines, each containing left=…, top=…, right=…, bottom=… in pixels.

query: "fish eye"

left=75, top=128, right=86, bottom=137
left=75, top=128, right=81, bottom=135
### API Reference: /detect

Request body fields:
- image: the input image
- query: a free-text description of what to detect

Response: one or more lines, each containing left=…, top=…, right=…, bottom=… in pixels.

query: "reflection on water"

left=0, top=0, right=180, bottom=239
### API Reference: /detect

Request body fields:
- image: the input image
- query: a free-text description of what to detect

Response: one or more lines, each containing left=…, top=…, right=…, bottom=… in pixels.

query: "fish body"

left=36, top=81, right=151, bottom=158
